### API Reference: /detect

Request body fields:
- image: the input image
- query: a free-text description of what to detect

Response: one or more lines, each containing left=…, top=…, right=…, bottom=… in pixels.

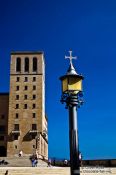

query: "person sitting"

left=34, top=158, right=38, bottom=167
left=4, top=160, right=8, bottom=165
left=19, top=150, right=23, bottom=157
left=5, top=170, right=8, bottom=175
left=47, top=158, right=51, bottom=167
left=64, top=159, right=68, bottom=166
left=31, top=157, right=35, bottom=167
left=79, top=151, right=82, bottom=166
left=1, top=159, right=5, bottom=164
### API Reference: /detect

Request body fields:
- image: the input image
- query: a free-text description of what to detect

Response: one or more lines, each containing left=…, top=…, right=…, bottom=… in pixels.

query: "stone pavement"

left=0, top=167, right=115, bottom=175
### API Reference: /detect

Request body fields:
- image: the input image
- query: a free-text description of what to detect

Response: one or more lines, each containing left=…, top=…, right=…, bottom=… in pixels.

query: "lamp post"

left=59, top=51, right=84, bottom=175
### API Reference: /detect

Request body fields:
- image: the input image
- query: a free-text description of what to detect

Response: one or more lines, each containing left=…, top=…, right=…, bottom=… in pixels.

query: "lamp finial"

left=65, top=50, right=77, bottom=66
left=65, top=51, right=78, bottom=75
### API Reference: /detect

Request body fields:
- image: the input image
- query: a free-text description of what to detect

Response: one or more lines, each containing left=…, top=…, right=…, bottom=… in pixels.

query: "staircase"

left=0, top=157, right=47, bottom=167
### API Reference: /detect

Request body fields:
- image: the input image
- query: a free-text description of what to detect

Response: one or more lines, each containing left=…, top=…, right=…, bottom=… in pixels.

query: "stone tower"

left=7, top=52, right=48, bottom=158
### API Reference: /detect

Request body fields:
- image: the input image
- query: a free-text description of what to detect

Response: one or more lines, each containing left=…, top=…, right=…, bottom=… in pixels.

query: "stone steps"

left=0, top=167, right=115, bottom=175
left=0, top=157, right=47, bottom=167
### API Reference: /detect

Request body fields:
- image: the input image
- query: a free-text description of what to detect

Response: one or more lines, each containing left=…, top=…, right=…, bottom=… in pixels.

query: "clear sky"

left=0, top=0, right=116, bottom=160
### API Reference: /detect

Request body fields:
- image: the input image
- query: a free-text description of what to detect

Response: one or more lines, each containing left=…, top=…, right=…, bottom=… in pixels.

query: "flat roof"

left=11, top=51, right=44, bottom=55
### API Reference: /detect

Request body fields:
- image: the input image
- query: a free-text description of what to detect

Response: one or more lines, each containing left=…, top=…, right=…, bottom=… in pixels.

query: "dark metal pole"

left=69, top=94, right=80, bottom=175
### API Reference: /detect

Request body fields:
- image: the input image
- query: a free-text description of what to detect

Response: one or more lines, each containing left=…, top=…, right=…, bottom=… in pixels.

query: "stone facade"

left=0, top=52, right=48, bottom=158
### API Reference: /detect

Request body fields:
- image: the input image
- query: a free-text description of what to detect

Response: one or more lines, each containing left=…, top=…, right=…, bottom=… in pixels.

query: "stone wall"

left=82, top=159, right=116, bottom=167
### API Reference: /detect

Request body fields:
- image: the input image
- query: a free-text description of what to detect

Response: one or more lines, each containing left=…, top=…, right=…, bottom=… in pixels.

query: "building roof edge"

left=11, top=51, right=44, bottom=55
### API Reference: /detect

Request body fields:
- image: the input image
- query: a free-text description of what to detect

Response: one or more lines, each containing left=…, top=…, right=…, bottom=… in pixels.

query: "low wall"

left=51, top=158, right=116, bottom=167
left=82, top=159, right=116, bottom=167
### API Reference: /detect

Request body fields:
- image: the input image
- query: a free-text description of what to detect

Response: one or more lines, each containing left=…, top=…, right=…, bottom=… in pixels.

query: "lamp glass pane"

left=62, top=78, right=68, bottom=92
left=68, top=77, right=82, bottom=91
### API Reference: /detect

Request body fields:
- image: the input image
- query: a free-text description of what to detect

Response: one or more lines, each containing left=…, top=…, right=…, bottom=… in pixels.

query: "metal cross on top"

left=65, top=51, right=77, bottom=65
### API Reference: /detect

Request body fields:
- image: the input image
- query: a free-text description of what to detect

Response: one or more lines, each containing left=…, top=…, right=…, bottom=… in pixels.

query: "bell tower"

left=7, top=51, right=48, bottom=158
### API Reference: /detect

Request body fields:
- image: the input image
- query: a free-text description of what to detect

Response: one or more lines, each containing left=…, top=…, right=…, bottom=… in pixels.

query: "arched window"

left=25, top=57, right=29, bottom=72
left=16, top=57, right=21, bottom=72
left=33, top=57, right=37, bottom=72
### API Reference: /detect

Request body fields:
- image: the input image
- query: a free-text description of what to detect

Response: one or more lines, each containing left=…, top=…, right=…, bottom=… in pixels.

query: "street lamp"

left=59, top=51, right=84, bottom=175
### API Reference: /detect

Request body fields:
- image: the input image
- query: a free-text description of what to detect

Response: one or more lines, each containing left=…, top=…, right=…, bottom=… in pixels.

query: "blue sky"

left=0, top=0, right=116, bottom=160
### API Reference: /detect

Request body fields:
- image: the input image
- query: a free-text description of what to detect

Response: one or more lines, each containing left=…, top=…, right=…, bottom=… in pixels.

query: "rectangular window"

left=0, top=136, right=4, bottom=141
left=16, top=58, right=21, bottom=72
left=16, top=77, right=20, bottom=82
left=32, top=124, right=37, bottom=130
left=33, top=95, right=36, bottom=99
left=32, top=104, right=36, bottom=109
left=16, top=95, right=19, bottom=100
left=16, top=104, right=19, bottom=109
left=24, top=95, right=28, bottom=100
left=24, top=77, right=28, bottom=82
left=33, top=145, right=35, bottom=148
left=24, top=104, right=27, bottom=109
left=33, top=86, right=36, bottom=90
left=14, top=124, right=19, bottom=131
left=33, top=77, right=36, bottom=82
left=33, top=113, right=36, bottom=118
left=16, top=113, right=19, bottom=119
left=24, top=86, right=28, bottom=90
left=16, top=86, right=19, bottom=91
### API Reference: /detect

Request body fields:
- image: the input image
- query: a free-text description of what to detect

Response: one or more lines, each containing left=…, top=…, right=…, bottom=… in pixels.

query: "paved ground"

left=0, top=167, right=115, bottom=175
